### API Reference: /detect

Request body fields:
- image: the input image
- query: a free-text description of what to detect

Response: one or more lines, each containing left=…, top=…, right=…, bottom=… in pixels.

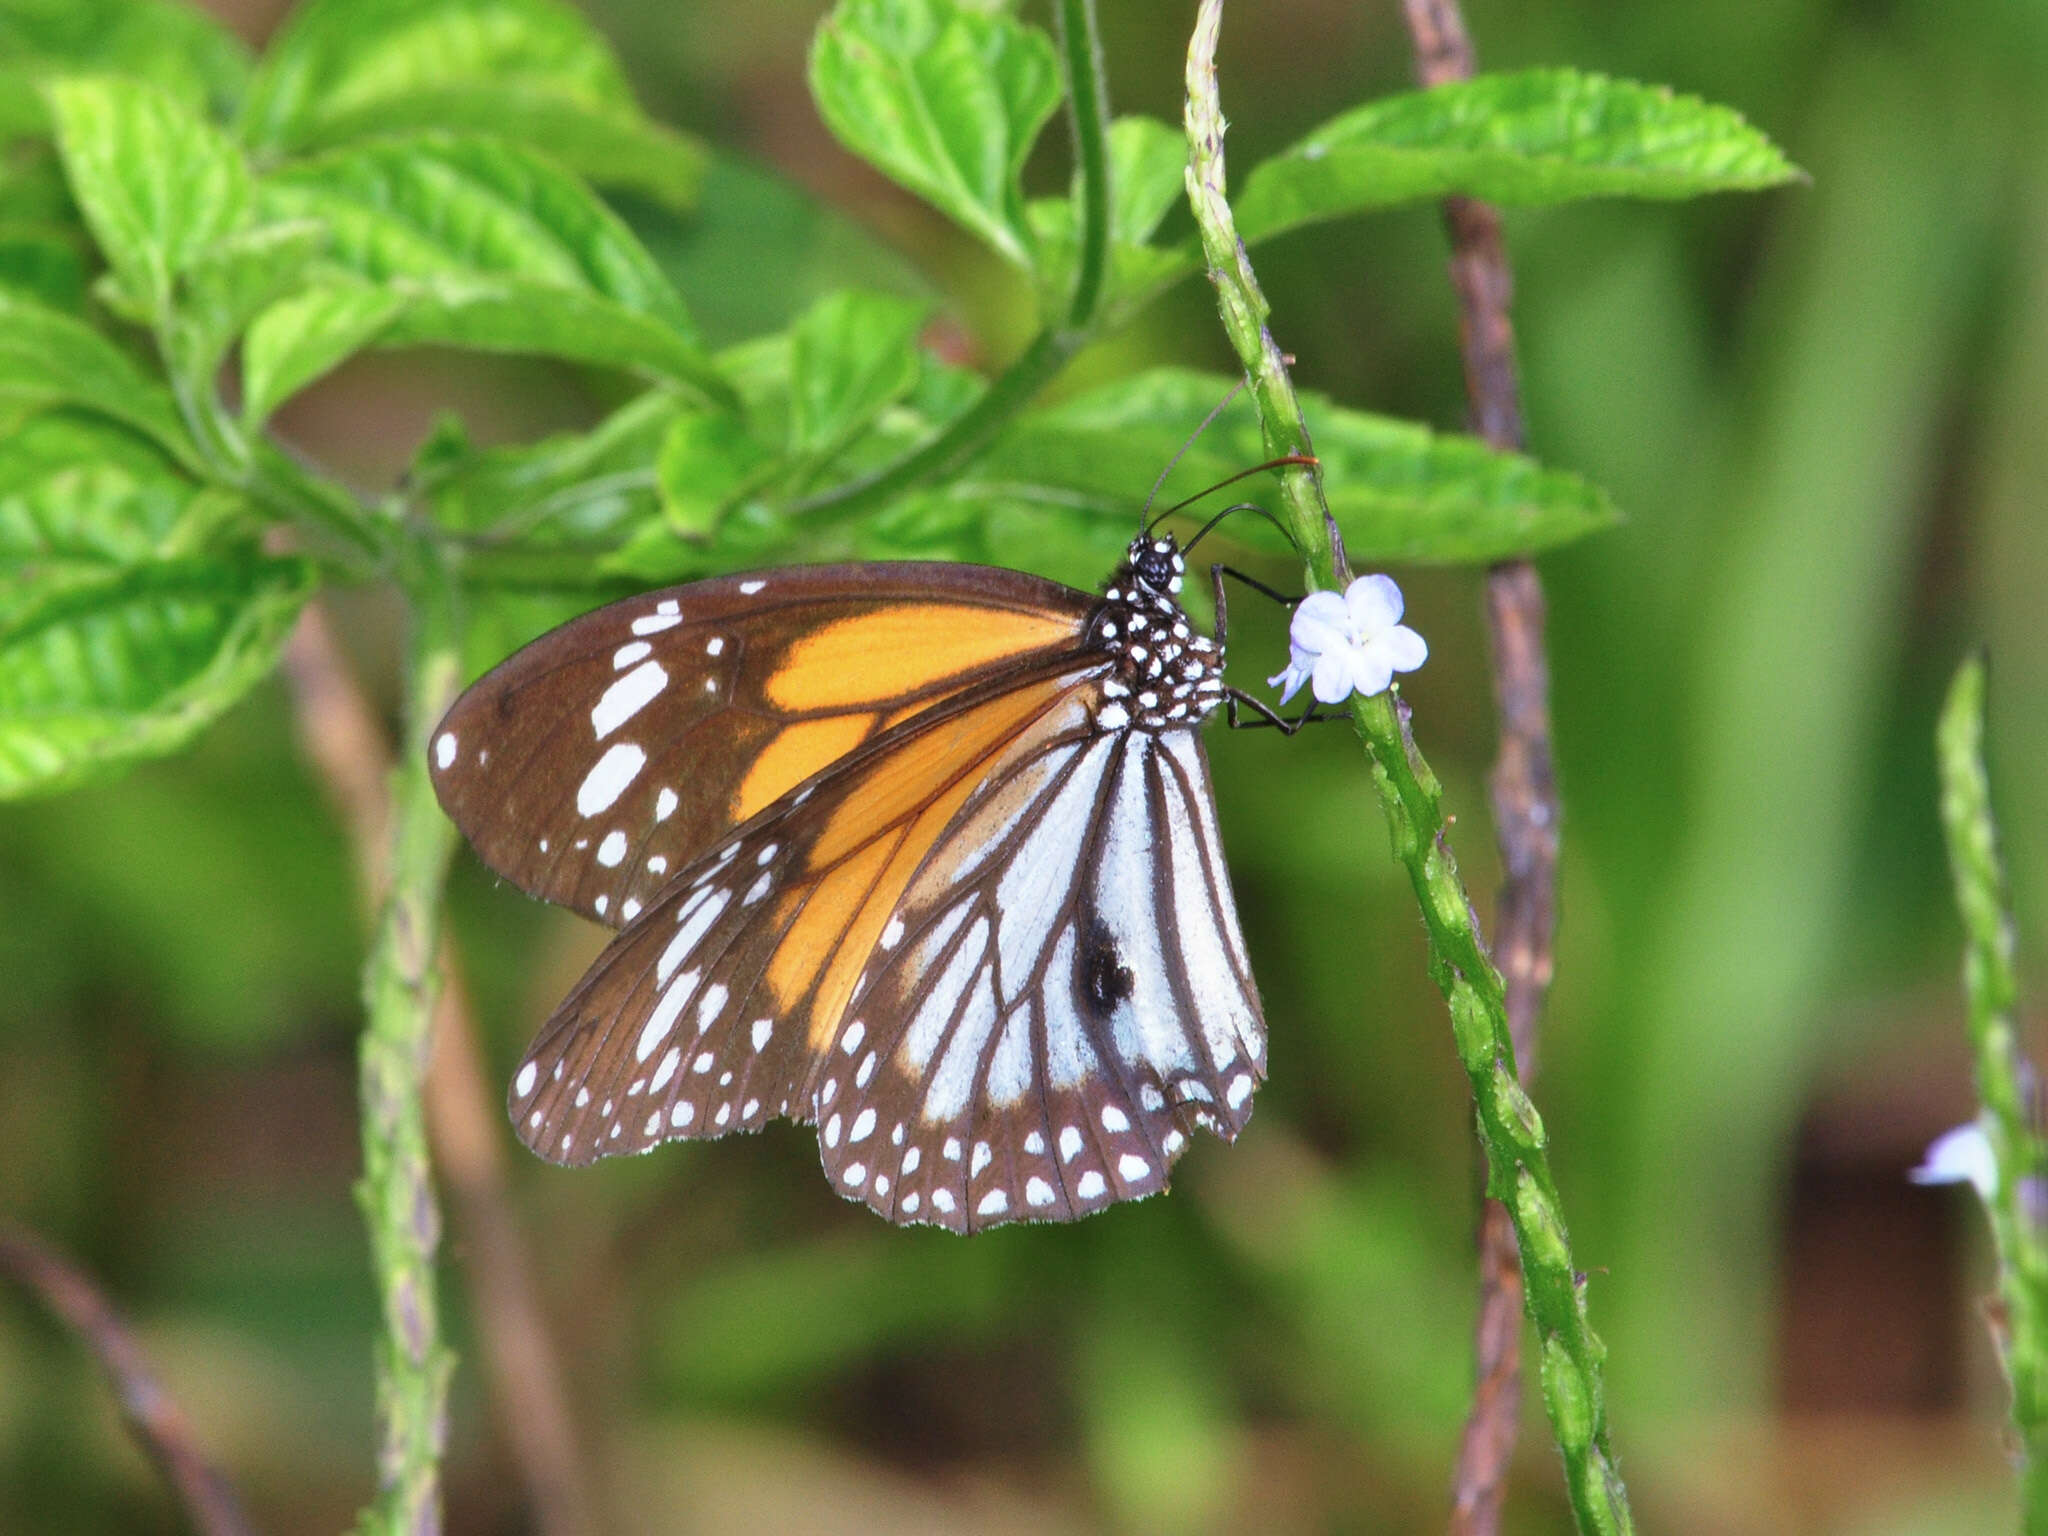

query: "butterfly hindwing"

left=432, top=563, right=1093, bottom=927
left=812, top=715, right=1267, bottom=1232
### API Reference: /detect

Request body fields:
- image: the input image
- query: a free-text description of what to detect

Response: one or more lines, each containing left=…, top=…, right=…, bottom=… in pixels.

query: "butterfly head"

left=1125, top=534, right=1186, bottom=597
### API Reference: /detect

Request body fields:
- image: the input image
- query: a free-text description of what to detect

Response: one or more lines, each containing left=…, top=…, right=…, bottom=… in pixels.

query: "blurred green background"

left=4, top=0, right=2045, bottom=1531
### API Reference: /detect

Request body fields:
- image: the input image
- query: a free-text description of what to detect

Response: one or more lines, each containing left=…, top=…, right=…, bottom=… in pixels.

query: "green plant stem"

left=792, top=0, right=1114, bottom=527
left=355, top=541, right=462, bottom=1536
left=1055, top=0, right=1112, bottom=330
left=1937, top=653, right=2048, bottom=1525
left=786, top=324, right=1081, bottom=523
left=1182, top=5, right=1631, bottom=1531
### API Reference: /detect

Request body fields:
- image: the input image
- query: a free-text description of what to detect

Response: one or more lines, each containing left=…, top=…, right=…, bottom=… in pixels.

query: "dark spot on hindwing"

left=1081, top=918, right=1134, bottom=1017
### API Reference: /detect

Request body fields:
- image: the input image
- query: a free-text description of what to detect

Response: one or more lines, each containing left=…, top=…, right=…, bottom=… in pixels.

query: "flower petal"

left=1292, top=589, right=1350, bottom=627
left=1378, top=623, right=1429, bottom=674
left=1910, top=1123, right=1997, bottom=1200
left=1267, top=659, right=1309, bottom=704
left=1288, top=592, right=1351, bottom=655
left=1310, top=649, right=1357, bottom=704
left=1349, top=650, right=1395, bottom=699
left=1345, top=573, right=1404, bottom=631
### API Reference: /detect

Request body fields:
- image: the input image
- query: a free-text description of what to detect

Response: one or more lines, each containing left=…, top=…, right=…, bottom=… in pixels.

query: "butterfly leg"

left=1207, top=561, right=1303, bottom=653
left=1208, top=563, right=1351, bottom=734
left=1221, top=688, right=1347, bottom=734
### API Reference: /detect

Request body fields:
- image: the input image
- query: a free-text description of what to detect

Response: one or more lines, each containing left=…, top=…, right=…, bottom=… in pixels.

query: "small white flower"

left=1267, top=574, right=1428, bottom=705
left=1909, top=1122, right=1998, bottom=1201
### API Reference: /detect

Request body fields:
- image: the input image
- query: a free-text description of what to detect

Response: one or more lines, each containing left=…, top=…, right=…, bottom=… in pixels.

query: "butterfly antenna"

left=1182, top=500, right=1291, bottom=556
left=1145, top=454, right=1319, bottom=535
left=1138, top=377, right=1249, bottom=530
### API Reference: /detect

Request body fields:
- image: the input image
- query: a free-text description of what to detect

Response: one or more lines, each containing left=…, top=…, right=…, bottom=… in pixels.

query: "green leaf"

left=0, top=292, right=198, bottom=468
left=0, top=552, right=313, bottom=799
left=809, top=0, right=1060, bottom=267
left=387, top=275, right=732, bottom=401
left=638, top=153, right=935, bottom=348
left=0, top=147, right=75, bottom=226
left=175, top=217, right=329, bottom=381
left=257, top=135, right=729, bottom=401
left=1236, top=69, right=1803, bottom=247
left=788, top=288, right=929, bottom=459
left=420, top=388, right=678, bottom=541
left=1028, top=114, right=1193, bottom=311
left=238, top=0, right=705, bottom=209
left=0, top=410, right=196, bottom=574
left=42, top=75, right=251, bottom=321
left=259, top=134, right=689, bottom=328
left=656, top=411, right=774, bottom=538
left=597, top=499, right=798, bottom=587
left=0, top=0, right=251, bottom=122
left=979, top=369, right=1620, bottom=565
left=239, top=280, right=405, bottom=427
left=0, top=223, right=87, bottom=310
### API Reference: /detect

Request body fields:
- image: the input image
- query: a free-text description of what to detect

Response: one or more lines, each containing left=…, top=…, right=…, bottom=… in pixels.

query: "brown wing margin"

left=431, top=561, right=1097, bottom=925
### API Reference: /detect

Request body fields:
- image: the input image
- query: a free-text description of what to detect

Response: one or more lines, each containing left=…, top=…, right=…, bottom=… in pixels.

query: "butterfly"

left=430, top=530, right=1273, bottom=1232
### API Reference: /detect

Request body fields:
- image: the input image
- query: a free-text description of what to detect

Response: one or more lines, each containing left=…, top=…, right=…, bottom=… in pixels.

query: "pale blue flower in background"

left=1909, top=1122, right=1998, bottom=1201
left=1268, top=573, right=1428, bottom=705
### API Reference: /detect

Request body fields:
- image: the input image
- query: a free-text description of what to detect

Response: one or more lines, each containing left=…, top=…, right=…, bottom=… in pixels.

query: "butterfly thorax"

left=1086, top=535, right=1226, bottom=733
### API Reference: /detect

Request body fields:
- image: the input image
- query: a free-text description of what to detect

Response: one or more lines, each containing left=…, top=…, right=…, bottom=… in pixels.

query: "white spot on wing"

left=655, top=787, right=678, bottom=821
left=977, top=1189, right=1008, bottom=1217
left=637, top=980, right=691, bottom=1061
left=577, top=743, right=646, bottom=816
left=660, top=891, right=727, bottom=984
left=631, top=612, right=680, bottom=635
left=650, top=1048, right=681, bottom=1092
left=920, top=935, right=997, bottom=1120
left=435, top=732, right=457, bottom=769
left=597, top=829, right=628, bottom=867
left=695, top=984, right=728, bottom=1033
left=513, top=1061, right=537, bottom=1098
left=592, top=660, right=668, bottom=738
left=984, top=1004, right=1033, bottom=1106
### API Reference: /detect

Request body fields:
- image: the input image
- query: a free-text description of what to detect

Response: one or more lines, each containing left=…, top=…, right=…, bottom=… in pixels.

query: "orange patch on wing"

left=803, top=769, right=986, bottom=1051
left=732, top=713, right=876, bottom=822
left=765, top=829, right=903, bottom=1018
left=764, top=604, right=1081, bottom=712
left=806, top=677, right=1070, bottom=869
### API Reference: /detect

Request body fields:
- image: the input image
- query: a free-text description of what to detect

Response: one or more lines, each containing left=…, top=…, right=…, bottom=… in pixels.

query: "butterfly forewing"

left=431, top=563, right=1094, bottom=927
left=504, top=661, right=1107, bottom=1166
